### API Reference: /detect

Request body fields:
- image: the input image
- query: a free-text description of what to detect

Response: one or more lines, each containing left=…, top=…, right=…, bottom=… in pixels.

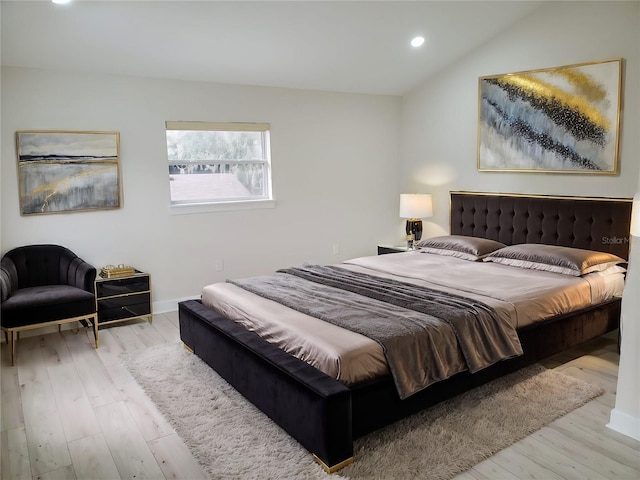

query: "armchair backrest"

left=0, top=257, right=18, bottom=302
left=1, top=244, right=96, bottom=294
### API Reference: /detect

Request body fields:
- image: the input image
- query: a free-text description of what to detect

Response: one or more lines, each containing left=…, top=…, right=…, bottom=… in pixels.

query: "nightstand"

left=95, top=271, right=152, bottom=327
left=377, top=245, right=411, bottom=255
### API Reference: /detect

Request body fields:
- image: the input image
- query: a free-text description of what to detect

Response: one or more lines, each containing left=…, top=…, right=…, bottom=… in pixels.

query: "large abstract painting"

left=478, top=59, right=622, bottom=174
left=17, top=130, right=121, bottom=215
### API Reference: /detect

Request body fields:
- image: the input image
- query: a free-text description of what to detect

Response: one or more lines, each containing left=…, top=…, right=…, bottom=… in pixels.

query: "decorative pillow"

left=483, top=244, right=626, bottom=276
left=417, top=235, right=506, bottom=261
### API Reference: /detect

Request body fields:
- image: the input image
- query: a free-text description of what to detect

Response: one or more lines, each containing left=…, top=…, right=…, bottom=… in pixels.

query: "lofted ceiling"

left=1, top=1, right=542, bottom=96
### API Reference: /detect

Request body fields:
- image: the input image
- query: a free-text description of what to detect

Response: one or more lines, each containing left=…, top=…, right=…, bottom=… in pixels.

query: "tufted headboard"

left=450, top=191, right=633, bottom=260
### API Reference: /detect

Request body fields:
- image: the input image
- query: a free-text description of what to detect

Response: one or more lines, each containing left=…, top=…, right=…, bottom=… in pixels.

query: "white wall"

left=401, top=1, right=640, bottom=235
left=609, top=171, right=640, bottom=440
left=1, top=68, right=401, bottom=310
left=2, top=2, right=638, bottom=311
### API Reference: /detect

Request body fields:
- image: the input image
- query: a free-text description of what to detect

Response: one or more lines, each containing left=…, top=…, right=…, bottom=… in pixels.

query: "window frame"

left=165, top=121, right=275, bottom=214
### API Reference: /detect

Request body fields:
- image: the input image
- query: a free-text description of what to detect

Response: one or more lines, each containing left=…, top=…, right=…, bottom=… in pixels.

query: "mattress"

left=202, top=251, right=624, bottom=386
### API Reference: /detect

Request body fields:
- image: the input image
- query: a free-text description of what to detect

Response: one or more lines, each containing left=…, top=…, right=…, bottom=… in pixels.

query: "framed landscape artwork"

left=16, top=130, right=121, bottom=215
left=477, top=59, right=622, bottom=174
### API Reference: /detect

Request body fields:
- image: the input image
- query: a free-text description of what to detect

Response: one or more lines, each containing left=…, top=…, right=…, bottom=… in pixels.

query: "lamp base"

left=405, top=219, right=423, bottom=241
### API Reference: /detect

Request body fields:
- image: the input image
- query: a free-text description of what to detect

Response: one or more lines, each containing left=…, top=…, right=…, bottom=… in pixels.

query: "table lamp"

left=399, top=193, right=433, bottom=242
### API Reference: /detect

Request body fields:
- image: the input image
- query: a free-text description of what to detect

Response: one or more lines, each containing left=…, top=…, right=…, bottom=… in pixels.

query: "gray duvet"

left=230, top=265, right=523, bottom=399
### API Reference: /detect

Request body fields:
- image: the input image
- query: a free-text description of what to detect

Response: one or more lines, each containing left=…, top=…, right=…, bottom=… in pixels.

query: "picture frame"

left=16, top=130, right=122, bottom=215
left=477, top=59, right=622, bottom=174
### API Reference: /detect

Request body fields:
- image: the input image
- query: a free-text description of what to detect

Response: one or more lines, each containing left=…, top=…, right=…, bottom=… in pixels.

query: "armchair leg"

left=9, top=331, right=16, bottom=366
left=92, top=315, right=99, bottom=348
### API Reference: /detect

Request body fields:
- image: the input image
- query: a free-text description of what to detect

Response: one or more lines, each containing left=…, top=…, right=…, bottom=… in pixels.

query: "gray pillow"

left=417, top=235, right=506, bottom=261
left=483, top=244, right=626, bottom=276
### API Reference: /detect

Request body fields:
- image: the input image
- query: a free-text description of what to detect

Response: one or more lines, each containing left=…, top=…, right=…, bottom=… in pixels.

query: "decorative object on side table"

left=101, top=264, right=135, bottom=278
left=399, top=193, right=433, bottom=241
left=95, top=269, right=152, bottom=327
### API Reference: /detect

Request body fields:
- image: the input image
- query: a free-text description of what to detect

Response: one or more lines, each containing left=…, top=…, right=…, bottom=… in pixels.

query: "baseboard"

left=607, top=408, right=640, bottom=441
left=153, top=296, right=199, bottom=314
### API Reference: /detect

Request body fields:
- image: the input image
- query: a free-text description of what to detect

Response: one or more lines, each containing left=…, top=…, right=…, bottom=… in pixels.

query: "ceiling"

left=1, top=1, right=542, bottom=96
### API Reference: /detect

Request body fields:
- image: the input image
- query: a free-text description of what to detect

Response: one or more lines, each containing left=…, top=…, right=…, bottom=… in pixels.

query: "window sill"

left=169, top=199, right=276, bottom=215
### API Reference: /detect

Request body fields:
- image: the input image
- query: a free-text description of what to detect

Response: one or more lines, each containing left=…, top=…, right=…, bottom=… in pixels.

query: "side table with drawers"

left=95, top=270, right=152, bottom=327
left=377, top=244, right=411, bottom=255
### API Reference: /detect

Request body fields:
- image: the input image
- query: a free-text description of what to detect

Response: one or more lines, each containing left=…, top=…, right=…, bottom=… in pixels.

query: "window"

left=165, top=121, right=273, bottom=211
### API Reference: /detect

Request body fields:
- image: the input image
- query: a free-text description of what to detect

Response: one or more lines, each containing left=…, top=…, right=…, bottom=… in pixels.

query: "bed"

left=178, top=191, right=632, bottom=473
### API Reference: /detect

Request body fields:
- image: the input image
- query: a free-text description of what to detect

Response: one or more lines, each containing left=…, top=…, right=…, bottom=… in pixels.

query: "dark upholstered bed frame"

left=179, top=192, right=632, bottom=473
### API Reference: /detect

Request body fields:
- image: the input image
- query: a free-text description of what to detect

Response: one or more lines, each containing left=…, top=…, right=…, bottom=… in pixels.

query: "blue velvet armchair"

left=1, top=244, right=98, bottom=365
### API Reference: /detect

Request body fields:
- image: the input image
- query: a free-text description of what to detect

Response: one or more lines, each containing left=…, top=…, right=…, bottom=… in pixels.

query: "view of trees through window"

left=166, top=126, right=271, bottom=203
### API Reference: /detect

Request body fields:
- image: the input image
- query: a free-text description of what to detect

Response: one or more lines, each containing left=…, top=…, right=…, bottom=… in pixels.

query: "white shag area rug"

left=122, top=342, right=603, bottom=480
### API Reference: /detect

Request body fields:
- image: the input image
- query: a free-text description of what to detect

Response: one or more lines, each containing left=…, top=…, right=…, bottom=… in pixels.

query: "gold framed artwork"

left=16, top=130, right=122, bottom=215
left=477, top=59, right=622, bottom=174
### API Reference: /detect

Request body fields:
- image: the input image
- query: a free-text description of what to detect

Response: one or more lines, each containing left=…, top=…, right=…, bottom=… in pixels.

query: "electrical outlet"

left=332, top=243, right=340, bottom=255
left=215, top=259, right=224, bottom=271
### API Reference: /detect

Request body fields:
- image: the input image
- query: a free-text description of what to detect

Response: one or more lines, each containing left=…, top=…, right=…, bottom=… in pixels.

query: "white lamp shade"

left=400, top=194, right=433, bottom=219
left=631, top=192, right=640, bottom=237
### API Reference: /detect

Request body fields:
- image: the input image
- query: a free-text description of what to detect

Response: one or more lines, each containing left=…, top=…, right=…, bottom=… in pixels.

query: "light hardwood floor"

left=1, top=314, right=639, bottom=480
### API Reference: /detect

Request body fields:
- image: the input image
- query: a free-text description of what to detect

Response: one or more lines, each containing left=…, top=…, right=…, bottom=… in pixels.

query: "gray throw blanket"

left=230, top=265, right=523, bottom=399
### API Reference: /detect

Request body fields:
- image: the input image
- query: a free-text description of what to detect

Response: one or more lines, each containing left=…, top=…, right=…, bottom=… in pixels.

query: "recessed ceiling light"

left=52, top=0, right=72, bottom=4
left=411, top=36, right=425, bottom=48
